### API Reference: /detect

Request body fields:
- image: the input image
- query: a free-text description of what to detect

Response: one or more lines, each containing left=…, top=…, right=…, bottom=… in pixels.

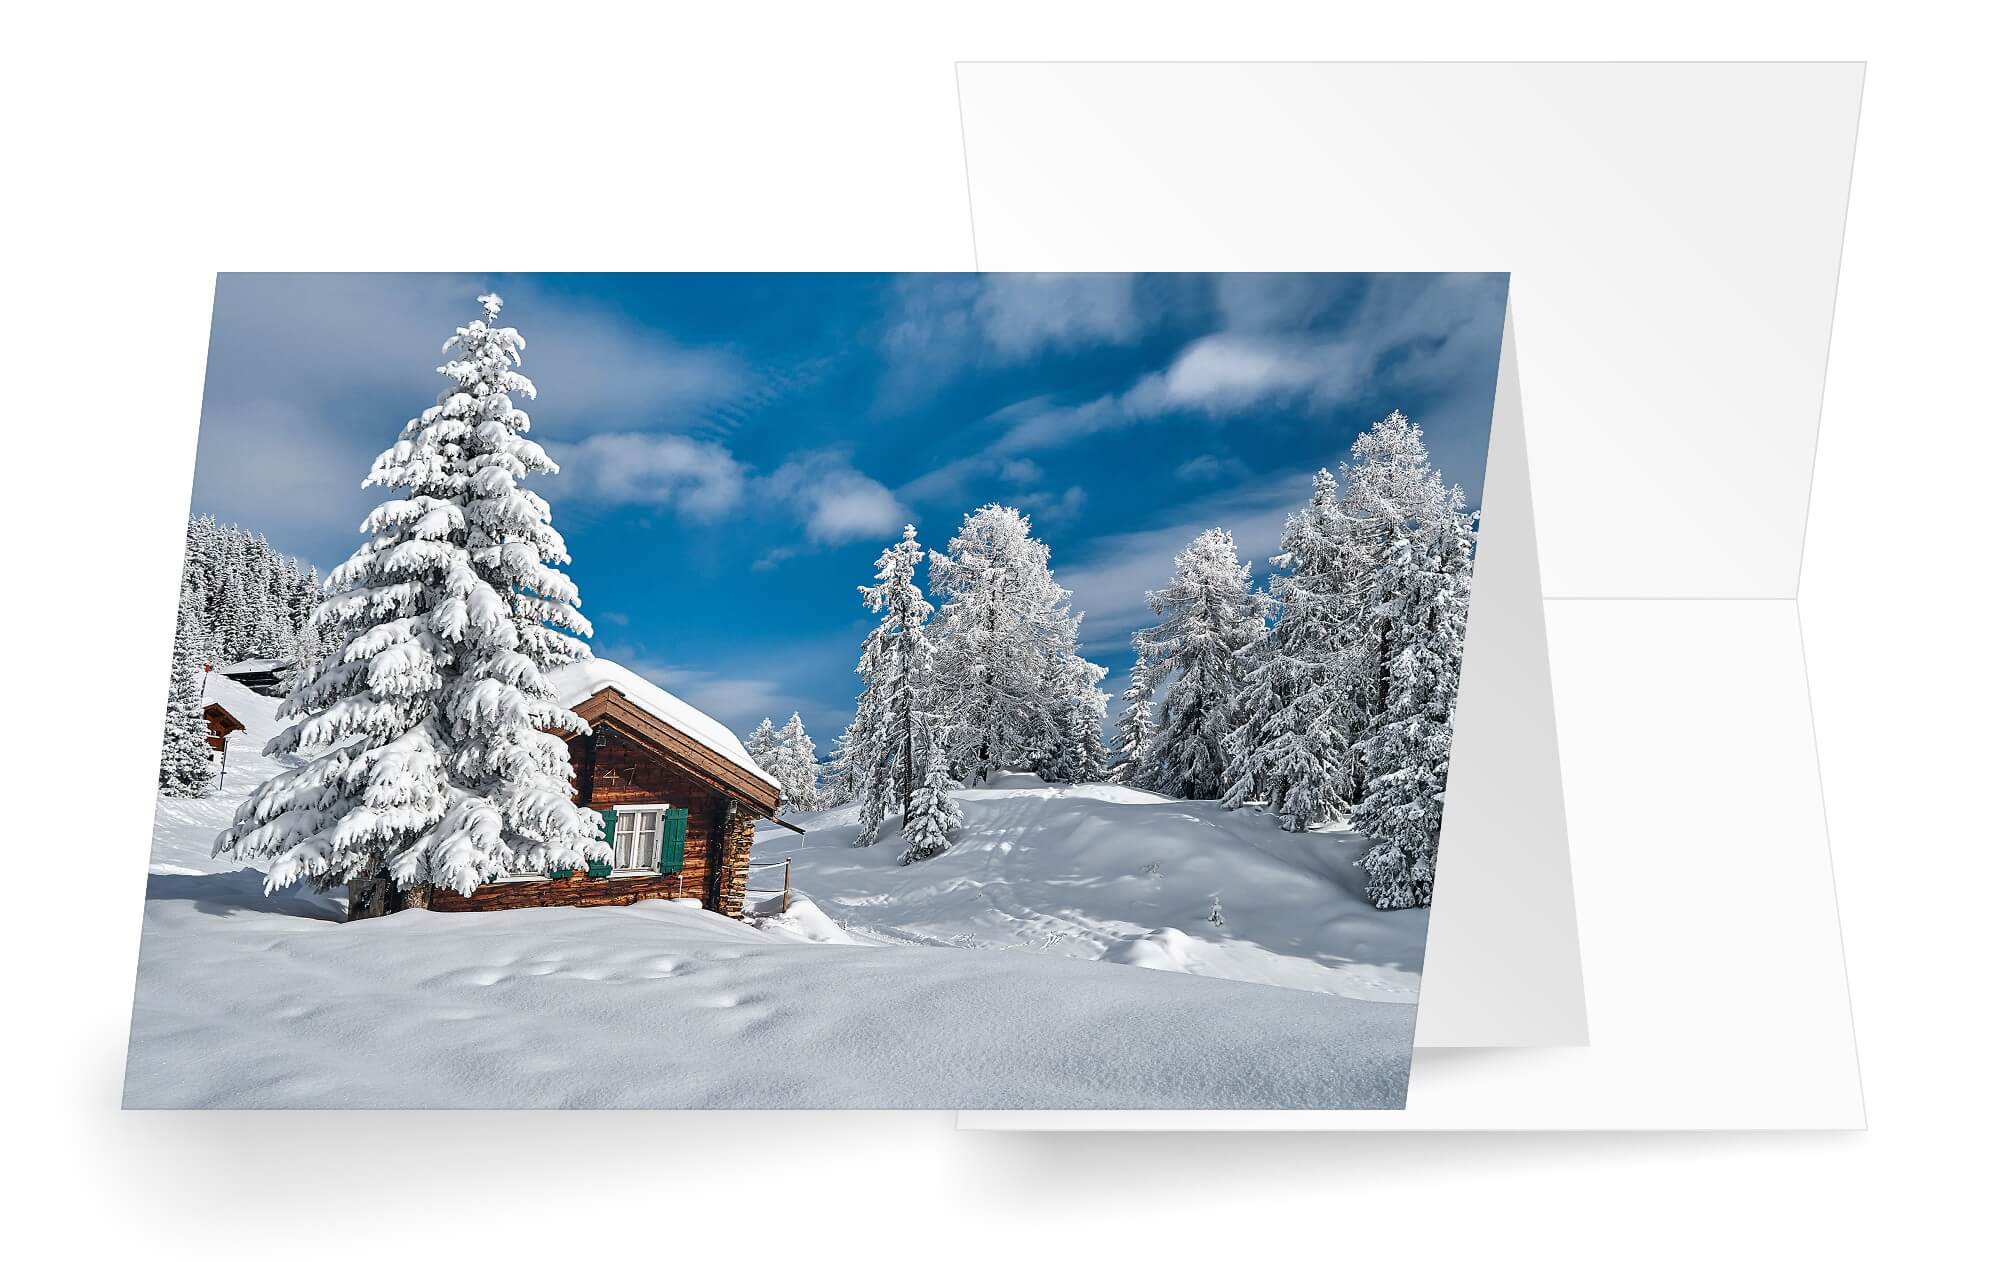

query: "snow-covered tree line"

left=158, top=589, right=216, bottom=797
left=175, top=515, right=327, bottom=683
left=745, top=713, right=820, bottom=813
left=158, top=517, right=328, bottom=796
left=215, top=293, right=608, bottom=912
left=821, top=508, right=1109, bottom=864
left=1116, top=412, right=1477, bottom=910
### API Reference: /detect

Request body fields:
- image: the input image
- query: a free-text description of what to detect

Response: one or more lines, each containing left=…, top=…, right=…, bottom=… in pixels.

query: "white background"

left=1, top=2, right=1992, bottom=1257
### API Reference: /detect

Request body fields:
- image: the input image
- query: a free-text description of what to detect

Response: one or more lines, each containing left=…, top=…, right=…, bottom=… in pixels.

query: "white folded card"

left=954, top=61, right=1865, bottom=1129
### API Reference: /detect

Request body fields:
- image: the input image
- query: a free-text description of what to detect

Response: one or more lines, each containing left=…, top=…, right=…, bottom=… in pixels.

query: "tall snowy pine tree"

left=1223, top=469, right=1362, bottom=830
left=1137, top=528, right=1267, bottom=800
left=818, top=728, right=857, bottom=807
left=929, top=505, right=1093, bottom=783
left=1352, top=479, right=1475, bottom=909
left=159, top=591, right=215, bottom=798
left=1333, top=411, right=1451, bottom=799
left=1037, top=655, right=1111, bottom=783
left=1110, top=648, right=1158, bottom=788
left=848, top=525, right=948, bottom=845
left=215, top=293, right=606, bottom=909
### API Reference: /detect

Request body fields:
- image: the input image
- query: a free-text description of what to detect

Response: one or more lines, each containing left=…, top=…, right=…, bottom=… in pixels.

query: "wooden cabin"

left=425, top=658, right=789, bottom=920
left=200, top=699, right=244, bottom=753
left=217, top=657, right=292, bottom=696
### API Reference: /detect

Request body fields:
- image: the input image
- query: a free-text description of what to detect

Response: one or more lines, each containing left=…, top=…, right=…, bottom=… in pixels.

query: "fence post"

left=782, top=858, right=791, bottom=913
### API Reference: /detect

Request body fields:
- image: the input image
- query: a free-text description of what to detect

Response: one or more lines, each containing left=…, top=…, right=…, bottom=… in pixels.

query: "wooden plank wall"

left=426, top=726, right=755, bottom=918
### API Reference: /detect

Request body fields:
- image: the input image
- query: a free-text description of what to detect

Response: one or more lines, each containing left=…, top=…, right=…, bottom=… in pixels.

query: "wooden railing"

left=745, top=857, right=792, bottom=913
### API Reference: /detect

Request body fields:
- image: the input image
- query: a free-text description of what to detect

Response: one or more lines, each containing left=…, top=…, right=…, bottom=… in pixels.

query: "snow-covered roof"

left=548, top=657, right=778, bottom=791
left=201, top=670, right=274, bottom=718
left=219, top=657, right=290, bottom=675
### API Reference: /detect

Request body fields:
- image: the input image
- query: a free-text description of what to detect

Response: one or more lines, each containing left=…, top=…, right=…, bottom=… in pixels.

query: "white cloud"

left=975, top=273, right=1141, bottom=360
left=543, top=432, right=747, bottom=517
left=761, top=451, right=908, bottom=546
left=1124, top=333, right=1368, bottom=416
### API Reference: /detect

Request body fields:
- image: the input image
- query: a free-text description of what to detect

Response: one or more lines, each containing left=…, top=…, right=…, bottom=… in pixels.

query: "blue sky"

left=190, top=272, right=1507, bottom=743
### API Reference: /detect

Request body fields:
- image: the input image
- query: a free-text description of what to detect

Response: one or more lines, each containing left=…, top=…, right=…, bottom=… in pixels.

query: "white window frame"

left=609, top=802, right=673, bottom=875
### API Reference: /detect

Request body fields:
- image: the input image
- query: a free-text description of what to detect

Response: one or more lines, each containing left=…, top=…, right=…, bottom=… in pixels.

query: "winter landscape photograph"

left=128, top=272, right=1506, bottom=1109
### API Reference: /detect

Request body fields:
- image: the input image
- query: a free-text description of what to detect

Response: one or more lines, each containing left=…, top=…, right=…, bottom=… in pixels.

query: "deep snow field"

left=750, top=777, right=1427, bottom=1003
left=125, top=681, right=1421, bottom=1109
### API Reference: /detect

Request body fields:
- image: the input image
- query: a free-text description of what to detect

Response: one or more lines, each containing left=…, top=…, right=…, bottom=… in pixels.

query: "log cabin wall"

left=425, top=721, right=758, bottom=918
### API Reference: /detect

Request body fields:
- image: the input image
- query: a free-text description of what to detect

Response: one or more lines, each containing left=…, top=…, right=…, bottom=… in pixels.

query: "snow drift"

left=753, top=778, right=1428, bottom=1003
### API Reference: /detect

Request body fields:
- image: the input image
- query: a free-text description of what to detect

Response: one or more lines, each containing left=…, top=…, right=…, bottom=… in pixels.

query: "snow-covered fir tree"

left=159, top=591, right=215, bottom=798
left=768, top=713, right=820, bottom=812
left=1333, top=411, right=1455, bottom=798
left=215, top=293, right=607, bottom=906
left=745, top=717, right=780, bottom=771
left=847, top=525, right=946, bottom=844
left=818, top=725, right=858, bottom=807
left=1110, top=648, right=1158, bottom=788
left=898, top=724, right=965, bottom=865
left=1223, top=469, right=1363, bottom=830
left=1352, top=479, right=1475, bottom=909
left=928, top=505, right=1097, bottom=783
left=1066, top=685, right=1112, bottom=783
left=1037, top=656, right=1111, bottom=783
left=1137, top=528, right=1267, bottom=800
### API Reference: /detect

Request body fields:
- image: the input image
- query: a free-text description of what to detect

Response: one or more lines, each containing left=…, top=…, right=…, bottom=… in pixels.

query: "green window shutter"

left=587, top=808, right=617, bottom=878
left=659, top=808, right=689, bottom=874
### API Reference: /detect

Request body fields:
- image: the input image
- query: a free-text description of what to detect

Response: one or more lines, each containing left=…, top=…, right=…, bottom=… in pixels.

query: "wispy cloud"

left=543, top=432, right=748, bottom=517
left=980, top=273, right=1507, bottom=459
left=1175, top=454, right=1250, bottom=482
left=975, top=273, right=1142, bottom=360
left=204, top=273, right=748, bottom=434
left=1017, top=485, right=1089, bottom=529
left=877, top=273, right=1148, bottom=409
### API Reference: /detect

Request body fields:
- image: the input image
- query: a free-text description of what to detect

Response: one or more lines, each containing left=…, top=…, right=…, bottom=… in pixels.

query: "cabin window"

left=612, top=807, right=665, bottom=871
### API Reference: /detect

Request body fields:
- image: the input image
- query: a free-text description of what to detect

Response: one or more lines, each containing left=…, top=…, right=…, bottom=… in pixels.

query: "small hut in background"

left=201, top=700, right=244, bottom=753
